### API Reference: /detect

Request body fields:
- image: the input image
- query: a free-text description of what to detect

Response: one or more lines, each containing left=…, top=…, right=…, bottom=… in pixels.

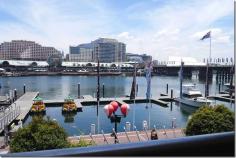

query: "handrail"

left=4, top=131, right=234, bottom=157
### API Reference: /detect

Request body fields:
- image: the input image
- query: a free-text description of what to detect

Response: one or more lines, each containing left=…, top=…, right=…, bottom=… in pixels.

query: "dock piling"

left=102, top=83, right=105, bottom=98
left=166, top=84, right=169, bottom=94
left=171, top=89, right=173, bottom=99
left=218, top=83, right=221, bottom=93
left=78, top=83, right=80, bottom=98
left=14, top=89, right=17, bottom=101
left=23, top=84, right=26, bottom=94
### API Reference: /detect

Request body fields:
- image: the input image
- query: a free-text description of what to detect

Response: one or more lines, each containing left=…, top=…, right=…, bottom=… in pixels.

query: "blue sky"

left=0, top=0, right=234, bottom=60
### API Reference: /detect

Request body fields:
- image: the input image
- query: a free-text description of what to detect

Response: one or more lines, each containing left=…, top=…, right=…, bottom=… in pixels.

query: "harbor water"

left=0, top=75, right=234, bottom=136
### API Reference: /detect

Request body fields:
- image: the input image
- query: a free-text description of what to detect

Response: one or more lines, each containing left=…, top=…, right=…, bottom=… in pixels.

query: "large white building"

left=69, top=38, right=126, bottom=63
left=0, top=40, right=61, bottom=61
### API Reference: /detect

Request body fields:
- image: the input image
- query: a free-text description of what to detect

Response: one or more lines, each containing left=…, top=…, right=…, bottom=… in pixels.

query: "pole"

left=210, top=34, right=211, bottom=63
left=96, top=47, right=100, bottom=134
left=102, top=83, right=105, bottom=98
left=205, top=62, right=209, bottom=97
left=218, top=83, right=221, bottom=93
left=180, top=62, right=183, bottom=98
left=23, top=84, right=26, bottom=94
left=14, top=89, right=17, bottom=101
left=171, top=89, right=173, bottom=99
left=166, top=84, right=168, bottom=94
left=78, top=83, right=80, bottom=98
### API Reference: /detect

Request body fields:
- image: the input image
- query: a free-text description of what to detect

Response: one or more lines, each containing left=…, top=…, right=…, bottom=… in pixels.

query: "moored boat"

left=176, top=84, right=212, bottom=107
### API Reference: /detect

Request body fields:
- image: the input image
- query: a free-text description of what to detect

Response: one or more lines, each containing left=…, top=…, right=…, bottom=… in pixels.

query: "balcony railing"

left=3, top=131, right=235, bottom=157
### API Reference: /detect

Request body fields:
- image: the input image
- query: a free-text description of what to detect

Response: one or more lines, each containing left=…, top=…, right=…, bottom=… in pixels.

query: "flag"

left=201, top=31, right=211, bottom=40
left=130, top=64, right=136, bottom=100
left=146, top=61, right=152, bottom=100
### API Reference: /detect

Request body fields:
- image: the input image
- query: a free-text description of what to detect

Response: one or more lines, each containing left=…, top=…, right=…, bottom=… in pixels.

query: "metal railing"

left=3, top=131, right=234, bottom=157
left=0, top=104, right=20, bottom=132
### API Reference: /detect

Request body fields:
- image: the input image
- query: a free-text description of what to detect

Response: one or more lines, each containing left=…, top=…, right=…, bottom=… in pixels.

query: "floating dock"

left=44, top=99, right=83, bottom=111
left=208, top=94, right=235, bottom=102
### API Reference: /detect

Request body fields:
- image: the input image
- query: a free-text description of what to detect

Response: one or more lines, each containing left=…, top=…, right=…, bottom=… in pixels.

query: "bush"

left=10, top=116, right=69, bottom=152
left=69, top=139, right=95, bottom=148
left=185, top=105, right=234, bottom=136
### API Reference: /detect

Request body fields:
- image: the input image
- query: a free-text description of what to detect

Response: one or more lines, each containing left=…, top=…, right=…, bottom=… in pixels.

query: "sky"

left=0, top=0, right=234, bottom=61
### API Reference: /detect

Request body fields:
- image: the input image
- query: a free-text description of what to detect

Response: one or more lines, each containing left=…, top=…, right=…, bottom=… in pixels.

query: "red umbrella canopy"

left=104, top=104, right=114, bottom=117
left=110, top=101, right=119, bottom=112
left=120, top=104, right=130, bottom=116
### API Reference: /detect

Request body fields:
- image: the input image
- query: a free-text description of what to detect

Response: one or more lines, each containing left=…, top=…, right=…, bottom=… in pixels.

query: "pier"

left=0, top=92, right=38, bottom=133
left=15, top=92, right=39, bottom=122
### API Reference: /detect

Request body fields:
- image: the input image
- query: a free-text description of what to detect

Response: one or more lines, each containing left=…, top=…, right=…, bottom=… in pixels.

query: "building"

left=69, top=38, right=126, bottom=63
left=126, top=53, right=152, bottom=63
left=0, top=40, right=61, bottom=61
left=92, top=38, right=126, bottom=63
left=69, top=43, right=93, bottom=62
left=156, top=56, right=206, bottom=66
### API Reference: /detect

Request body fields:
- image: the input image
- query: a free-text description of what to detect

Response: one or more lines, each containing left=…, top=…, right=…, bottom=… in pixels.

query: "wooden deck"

left=79, top=95, right=169, bottom=106
left=68, top=128, right=185, bottom=145
left=15, top=92, right=39, bottom=121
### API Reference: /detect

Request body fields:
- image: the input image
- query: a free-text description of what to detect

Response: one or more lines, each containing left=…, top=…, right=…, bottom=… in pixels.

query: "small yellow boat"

left=30, top=96, right=46, bottom=113
left=62, top=96, right=77, bottom=112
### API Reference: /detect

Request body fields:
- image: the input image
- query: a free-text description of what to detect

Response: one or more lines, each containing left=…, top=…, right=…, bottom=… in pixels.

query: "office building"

left=69, top=38, right=126, bottom=63
left=0, top=40, right=61, bottom=61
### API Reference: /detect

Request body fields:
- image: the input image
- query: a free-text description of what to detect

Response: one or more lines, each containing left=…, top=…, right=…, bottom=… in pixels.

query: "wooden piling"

left=78, top=83, right=80, bottom=98
left=166, top=84, right=169, bottom=94
left=102, top=83, right=105, bottom=98
left=171, top=89, right=173, bottom=99
left=23, top=84, right=26, bottom=94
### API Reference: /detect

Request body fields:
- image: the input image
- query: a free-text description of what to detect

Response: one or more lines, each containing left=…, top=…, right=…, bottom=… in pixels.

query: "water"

left=24, top=100, right=233, bottom=136
left=0, top=75, right=229, bottom=99
left=0, top=75, right=234, bottom=136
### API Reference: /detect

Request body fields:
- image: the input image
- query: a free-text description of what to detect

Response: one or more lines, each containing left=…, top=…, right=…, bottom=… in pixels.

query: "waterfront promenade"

left=68, top=128, right=185, bottom=145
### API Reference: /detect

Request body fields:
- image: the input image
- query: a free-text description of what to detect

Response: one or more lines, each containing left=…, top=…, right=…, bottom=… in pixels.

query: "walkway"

left=68, top=128, right=185, bottom=145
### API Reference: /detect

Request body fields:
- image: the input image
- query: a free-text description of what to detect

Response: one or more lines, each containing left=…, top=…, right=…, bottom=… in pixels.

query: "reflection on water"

left=0, top=74, right=229, bottom=100
left=24, top=99, right=234, bottom=136
left=62, top=112, right=77, bottom=123
left=178, top=103, right=199, bottom=114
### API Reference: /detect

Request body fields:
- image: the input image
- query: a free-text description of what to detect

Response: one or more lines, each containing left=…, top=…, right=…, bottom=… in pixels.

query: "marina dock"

left=68, top=128, right=185, bottom=145
left=208, top=94, right=235, bottom=102
left=15, top=92, right=39, bottom=121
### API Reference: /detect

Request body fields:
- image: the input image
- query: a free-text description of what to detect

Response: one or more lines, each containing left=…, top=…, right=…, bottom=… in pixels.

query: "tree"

left=10, top=116, right=69, bottom=152
left=185, top=105, right=234, bottom=136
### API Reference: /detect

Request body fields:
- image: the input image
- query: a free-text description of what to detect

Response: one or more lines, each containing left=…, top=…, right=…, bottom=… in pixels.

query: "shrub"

left=185, top=105, right=234, bottom=136
left=10, top=116, right=69, bottom=152
left=69, top=139, right=95, bottom=148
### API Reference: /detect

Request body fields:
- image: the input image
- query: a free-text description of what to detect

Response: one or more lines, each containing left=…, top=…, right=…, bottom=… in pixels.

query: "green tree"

left=186, top=105, right=234, bottom=136
left=10, top=116, right=69, bottom=152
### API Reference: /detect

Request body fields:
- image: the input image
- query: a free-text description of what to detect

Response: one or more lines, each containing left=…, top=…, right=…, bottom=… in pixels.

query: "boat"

left=62, top=96, right=77, bottom=112
left=30, top=96, right=46, bottom=113
left=175, top=84, right=212, bottom=107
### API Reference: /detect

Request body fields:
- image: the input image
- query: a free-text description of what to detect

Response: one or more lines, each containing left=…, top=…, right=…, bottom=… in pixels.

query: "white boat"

left=176, top=84, right=212, bottom=108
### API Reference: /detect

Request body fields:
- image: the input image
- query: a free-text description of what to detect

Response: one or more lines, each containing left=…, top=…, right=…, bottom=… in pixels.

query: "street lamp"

left=103, top=101, right=130, bottom=133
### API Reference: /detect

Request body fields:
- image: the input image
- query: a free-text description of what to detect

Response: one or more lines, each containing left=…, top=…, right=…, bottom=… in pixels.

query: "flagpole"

left=133, top=64, right=136, bottom=131
left=96, top=47, right=100, bottom=134
left=210, top=34, right=211, bottom=63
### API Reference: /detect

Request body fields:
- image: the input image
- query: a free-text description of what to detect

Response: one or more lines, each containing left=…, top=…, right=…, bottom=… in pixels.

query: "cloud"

left=0, top=0, right=234, bottom=61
